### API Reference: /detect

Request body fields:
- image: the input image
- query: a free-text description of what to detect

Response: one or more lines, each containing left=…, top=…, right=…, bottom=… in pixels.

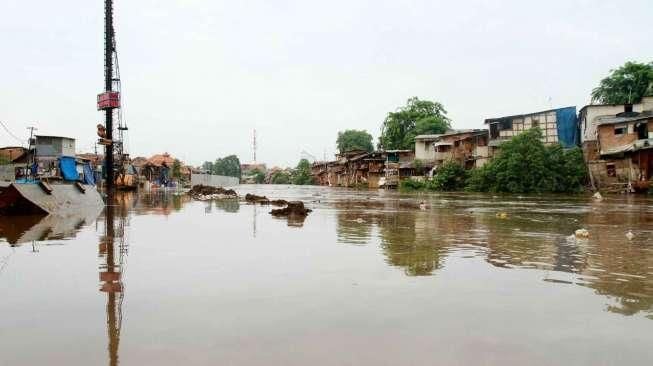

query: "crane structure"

left=97, top=0, right=129, bottom=191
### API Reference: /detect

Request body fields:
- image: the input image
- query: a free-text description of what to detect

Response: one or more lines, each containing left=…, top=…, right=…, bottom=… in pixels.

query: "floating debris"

left=270, top=201, right=312, bottom=217
left=626, top=231, right=635, bottom=240
left=188, top=185, right=237, bottom=200
left=592, top=192, right=604, bottom=201
left=496, top=212, right=508, bottom=219
left=574, top=228, right=590, bottom=238
left=245, top=193, right=271, bottom=205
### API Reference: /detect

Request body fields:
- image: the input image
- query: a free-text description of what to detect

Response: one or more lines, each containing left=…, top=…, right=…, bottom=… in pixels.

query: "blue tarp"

left=59, top=156, right=79, bottom=181
left=83, top=163, right=95, bottom=185
left=556, top=107, right=579, bottom=148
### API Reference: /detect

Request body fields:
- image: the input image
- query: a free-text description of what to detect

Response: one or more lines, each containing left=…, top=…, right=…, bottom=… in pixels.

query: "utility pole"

left=104, top=0, right=115, bottom=192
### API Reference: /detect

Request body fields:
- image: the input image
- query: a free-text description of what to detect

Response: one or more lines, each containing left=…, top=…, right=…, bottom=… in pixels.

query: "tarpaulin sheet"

left=59, top=156, right=79, bottom=181
left=556, top=107, right=579, bottom=148
left=83, top=163, right=95, bottom=185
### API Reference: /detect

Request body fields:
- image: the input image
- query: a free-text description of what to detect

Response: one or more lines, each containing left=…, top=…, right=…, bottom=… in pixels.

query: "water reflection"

left=0, top=206, right=103, bottom=246
left=334, top=194, right=653, bottom=317
left=99, top=193, right=124, bottom=366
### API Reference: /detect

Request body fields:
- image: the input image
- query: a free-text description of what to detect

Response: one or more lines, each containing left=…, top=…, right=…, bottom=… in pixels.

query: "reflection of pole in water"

left=99, top=193, right=124, bottom=366
left=253, top=203, right=257, bottom=238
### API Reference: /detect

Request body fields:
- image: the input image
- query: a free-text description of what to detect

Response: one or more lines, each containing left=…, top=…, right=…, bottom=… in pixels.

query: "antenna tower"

left=252, top=129, right=257, bottom=164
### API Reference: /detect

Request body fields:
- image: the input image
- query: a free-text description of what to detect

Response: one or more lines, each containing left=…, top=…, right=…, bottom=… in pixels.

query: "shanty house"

left=414, top=134, right=443, bottom=162
left=383, top=150, right=414, bottom=188
left=484, top=107, right=579, bottom=156
left=587, top=110, right=653, bottom=191
left=579, top=97, right=653, bottom=161
left=34, top=135, right=76, bottom=160
left=425, top=129, right=490, bottom=171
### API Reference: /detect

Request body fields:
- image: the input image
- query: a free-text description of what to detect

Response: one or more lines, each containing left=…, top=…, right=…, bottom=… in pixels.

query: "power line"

left=0, top=120, right=26, bottom=146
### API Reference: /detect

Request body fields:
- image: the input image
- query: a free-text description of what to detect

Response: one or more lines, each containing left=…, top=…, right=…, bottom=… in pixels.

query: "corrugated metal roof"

left=596, top=111, right=653, bottom=126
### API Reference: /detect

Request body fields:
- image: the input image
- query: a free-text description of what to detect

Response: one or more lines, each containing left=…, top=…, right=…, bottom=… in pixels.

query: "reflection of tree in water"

left=213, top=199, right=240, bottom=213
left=378, top=211, right=444, bottom=276
left=579, top=217, right=653, bottom=317
left=335, top=208, right=373, bottom=246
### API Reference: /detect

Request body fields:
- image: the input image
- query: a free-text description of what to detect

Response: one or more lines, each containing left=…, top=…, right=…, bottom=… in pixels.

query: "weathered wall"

left=415, top=140, right=435, bottom=161
left=498, top=111, right=560, bottom=144
left=580, top=105, right=626, bottom=143
left=191, top=174, right=239, bottom=188
left=597, top=124, right=639, bottom=152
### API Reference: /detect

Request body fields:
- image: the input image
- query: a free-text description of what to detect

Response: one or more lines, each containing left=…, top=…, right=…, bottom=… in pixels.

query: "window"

left=531, top=119, right=539, bottom=129
left=500, top=119, right=513, bottom=130
left=606, top=163, right=616, bottom=177
left=614, top=125, right=627, bottom=136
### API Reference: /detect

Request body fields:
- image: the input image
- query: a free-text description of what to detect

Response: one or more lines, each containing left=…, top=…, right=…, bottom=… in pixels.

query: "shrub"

left=466, top=128, right=587, bottom=193
left=431, top=160, right=468, bottom=191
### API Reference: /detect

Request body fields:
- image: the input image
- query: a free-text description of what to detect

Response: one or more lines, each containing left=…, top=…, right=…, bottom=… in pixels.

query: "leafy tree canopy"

left=337, top=129, right=374, bottom=153
left=250, top=168, right=265, bottom=184
left=292, top=158, right=314, bottom=185
left=591, top=61, right=653, bottom=104
left=201, top=161, right=214, bottom=172
left=172, top=159, right=182, bottom=180
left=379, top=97, right=451, bottom=150
left=270, top=170, right=291, bottom=184
left=213, top=155, right=241, bottom=178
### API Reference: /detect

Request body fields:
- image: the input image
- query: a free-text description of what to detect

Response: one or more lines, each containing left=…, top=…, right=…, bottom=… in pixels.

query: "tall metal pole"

left=104, top=0, right=115, bottom=191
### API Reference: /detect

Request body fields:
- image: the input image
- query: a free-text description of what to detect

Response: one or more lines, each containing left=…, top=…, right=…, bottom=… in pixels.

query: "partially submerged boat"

left=0, top=156, right=103, bottom=216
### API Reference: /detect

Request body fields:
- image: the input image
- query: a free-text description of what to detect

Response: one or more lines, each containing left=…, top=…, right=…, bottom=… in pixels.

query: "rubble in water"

left=188, top=185, right=238, bottom=201
left=245, top=193, right=270, bottom=204
left=270, top=201, right=312, bottom=217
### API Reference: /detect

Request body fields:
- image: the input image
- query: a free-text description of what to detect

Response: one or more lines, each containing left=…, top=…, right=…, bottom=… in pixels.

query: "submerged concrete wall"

left=191, top=174, right=239, bottom=188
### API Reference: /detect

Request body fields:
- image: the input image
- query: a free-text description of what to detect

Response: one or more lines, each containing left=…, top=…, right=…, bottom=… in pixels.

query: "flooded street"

left=1, top=185, right=652, bottom=365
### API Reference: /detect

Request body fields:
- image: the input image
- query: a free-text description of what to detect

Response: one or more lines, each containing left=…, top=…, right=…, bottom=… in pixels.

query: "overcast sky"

left=1, top=0, right=651, bottom=167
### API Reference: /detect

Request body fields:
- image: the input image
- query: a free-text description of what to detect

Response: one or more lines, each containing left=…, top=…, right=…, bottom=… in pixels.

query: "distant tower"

left=252, top=129, right=257, bottom=164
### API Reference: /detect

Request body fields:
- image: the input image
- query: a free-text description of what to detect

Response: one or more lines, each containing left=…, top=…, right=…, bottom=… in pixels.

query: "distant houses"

left=311, top=99, right=653, bottom=192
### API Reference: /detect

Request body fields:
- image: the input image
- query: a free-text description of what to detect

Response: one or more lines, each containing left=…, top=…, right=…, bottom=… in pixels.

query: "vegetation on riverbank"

left=401, top=129, right=587, bottom=194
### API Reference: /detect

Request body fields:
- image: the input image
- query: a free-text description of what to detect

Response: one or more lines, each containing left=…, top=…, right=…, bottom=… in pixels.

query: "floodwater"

left=1, top=185, right=652, bottom=366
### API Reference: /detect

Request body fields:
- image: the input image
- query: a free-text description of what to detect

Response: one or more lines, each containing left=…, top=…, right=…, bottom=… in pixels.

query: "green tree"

left=292, top=158, right=314, bottom=185
left=201, top=161, right=214, bottom=173
left=250, top=169, right=265, bottom=184
left=0, top=156, right=10, bottom=165
left=172, top=159, right=182, bottom=181
left=431, top=160, right=468, bottom=191
left=591, top=61, right=653, bottom=104
left=213, top=155, right=241, bottom=178
left=466, top=129, right=587, bottom=193
left=336, top=129, right=374, bottom=153
left=379, top=97, right=451, bottom=150
left=270, top=171, right=291, bottom=184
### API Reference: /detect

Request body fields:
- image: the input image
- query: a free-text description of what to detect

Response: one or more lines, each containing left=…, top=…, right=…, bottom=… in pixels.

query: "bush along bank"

left=401, top=129, right=588, bottom=194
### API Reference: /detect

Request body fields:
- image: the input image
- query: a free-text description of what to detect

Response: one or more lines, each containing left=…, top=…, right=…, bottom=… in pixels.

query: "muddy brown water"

left=0, top=185, right=652, bottom=365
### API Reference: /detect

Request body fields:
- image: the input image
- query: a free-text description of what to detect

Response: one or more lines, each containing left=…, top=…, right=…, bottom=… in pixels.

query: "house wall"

left=597, top=120, right=653, bottom=153
left=597, top=123, right=639, bottom=151
left=580, top=105, right=627, bottom=143
left=492, top=111, right=560, bottom=145
left=587, top=158, right=638, bottom=189
left=415, top=140, right=436, bottom=161
left=35, top=137, right=76, bottom=157
left=191, top=173, right=239, bottom=188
